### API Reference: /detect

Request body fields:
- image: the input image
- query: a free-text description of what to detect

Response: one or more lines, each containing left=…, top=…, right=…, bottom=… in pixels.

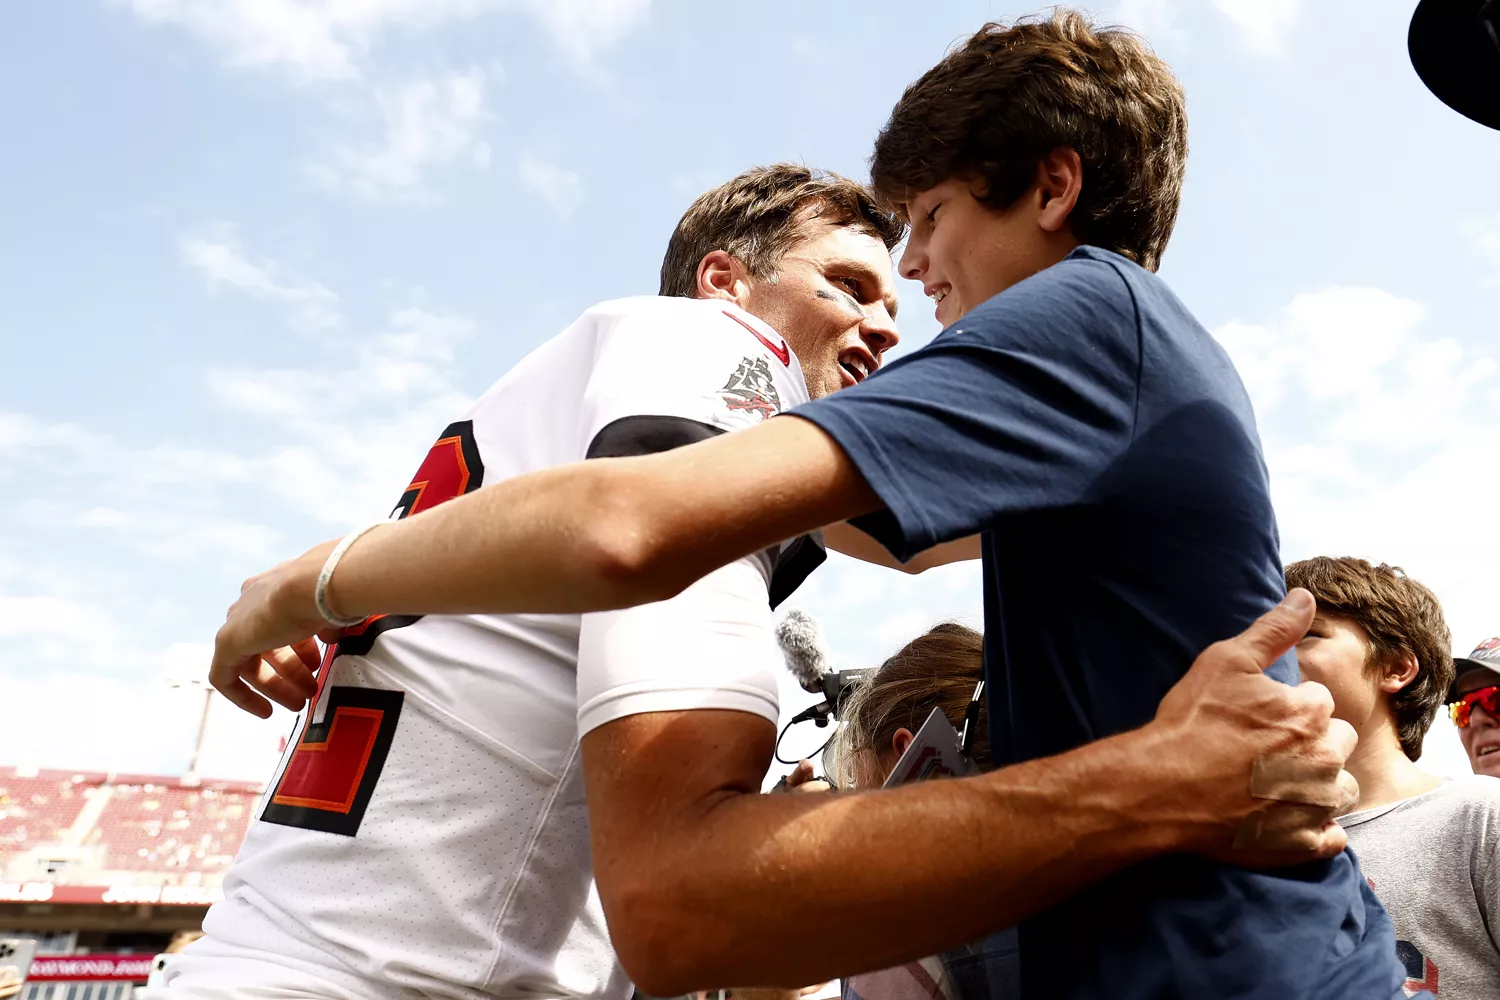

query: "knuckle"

left=1297, top=680, right=1335, bottom=714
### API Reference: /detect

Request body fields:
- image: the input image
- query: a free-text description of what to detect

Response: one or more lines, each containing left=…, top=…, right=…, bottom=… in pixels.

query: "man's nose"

left=862, top=304, right=900, bottom=358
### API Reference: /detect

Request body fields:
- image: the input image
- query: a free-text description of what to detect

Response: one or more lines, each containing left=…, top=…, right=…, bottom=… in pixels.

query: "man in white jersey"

left=157, top=165, right=941, bottom=999
left=1289, top=557, right=1500, bottom=999
left=198, top=163, right=1359, bottom=999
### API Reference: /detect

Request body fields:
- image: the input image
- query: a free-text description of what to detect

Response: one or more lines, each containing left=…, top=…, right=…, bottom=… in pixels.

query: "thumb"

left=1230, top=588, right=1315, bottom=674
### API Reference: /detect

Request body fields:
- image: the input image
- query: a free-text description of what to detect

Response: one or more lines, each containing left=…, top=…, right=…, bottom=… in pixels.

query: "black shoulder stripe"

left=769, top=532, right=827, bottom=610
left=586, top=414, right=726, bottom=459
left=587, top=415, right=826, bottom=609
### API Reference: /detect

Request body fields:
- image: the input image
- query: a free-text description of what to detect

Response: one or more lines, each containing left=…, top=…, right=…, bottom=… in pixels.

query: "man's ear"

left=695, top=250, right=752, bottom=307
left=1034, top=147, right=1083, bottom=235
left=1382, top=651, right=1422, bottom=694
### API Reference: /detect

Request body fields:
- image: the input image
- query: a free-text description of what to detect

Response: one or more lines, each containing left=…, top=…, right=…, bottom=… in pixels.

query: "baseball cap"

left=1447, top=637, right=1500, bottom=702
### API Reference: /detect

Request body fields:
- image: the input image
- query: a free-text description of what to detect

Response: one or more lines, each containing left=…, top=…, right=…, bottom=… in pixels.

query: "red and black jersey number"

left=261, top=421, right=484, bottom=836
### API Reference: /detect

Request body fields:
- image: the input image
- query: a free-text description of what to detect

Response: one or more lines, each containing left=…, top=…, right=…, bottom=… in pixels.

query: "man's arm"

left=212, top=416, right=870, bottom=716
left=822, top=521, right=982, bottom=574
left=583, top=591, right=1357, bottom=995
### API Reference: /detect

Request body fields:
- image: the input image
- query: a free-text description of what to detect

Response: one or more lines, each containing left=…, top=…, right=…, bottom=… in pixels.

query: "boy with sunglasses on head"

left=1449, top=638, right=1500, bottom=779
left=1288, top=556, right=1500, bottom=999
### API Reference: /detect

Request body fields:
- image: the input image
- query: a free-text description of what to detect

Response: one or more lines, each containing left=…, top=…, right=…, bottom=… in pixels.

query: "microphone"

left=775, top=609, right=871, bottom=725
left=776, top=608, right=830, bottom=694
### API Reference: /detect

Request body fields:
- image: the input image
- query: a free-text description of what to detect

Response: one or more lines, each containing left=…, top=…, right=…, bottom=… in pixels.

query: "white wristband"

left=316, top=520, right=389, bottom=628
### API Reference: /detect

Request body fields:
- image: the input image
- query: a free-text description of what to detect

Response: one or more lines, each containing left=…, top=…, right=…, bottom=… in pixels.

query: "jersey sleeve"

left=791, top=254, right=1141, bottom=561
left=575, top=556, right=781, bottom=736
left=579, top=301, right=804, bottom=459
left=573, top=301, right=800, bottom=735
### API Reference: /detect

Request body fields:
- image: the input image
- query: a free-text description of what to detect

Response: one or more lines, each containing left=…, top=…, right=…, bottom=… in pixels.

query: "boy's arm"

left=823, top=521, right=982, bottom=574
left=211, top=416, right=870, bottom=716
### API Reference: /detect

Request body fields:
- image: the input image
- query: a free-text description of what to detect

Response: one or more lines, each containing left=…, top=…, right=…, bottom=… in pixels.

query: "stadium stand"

left=0, top=767, right=262, bottom=997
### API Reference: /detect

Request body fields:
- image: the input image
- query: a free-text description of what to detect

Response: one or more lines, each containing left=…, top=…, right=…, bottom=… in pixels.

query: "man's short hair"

left=869, top=9, right=1187, bottom=273
left=658, top=164, right=904, bottom=298
left=1286, top=556, right=1455, bottom=761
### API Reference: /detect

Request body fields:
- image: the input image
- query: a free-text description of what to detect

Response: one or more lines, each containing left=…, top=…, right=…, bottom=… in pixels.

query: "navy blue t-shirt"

left=793, top=247, right=1406, bottom=1000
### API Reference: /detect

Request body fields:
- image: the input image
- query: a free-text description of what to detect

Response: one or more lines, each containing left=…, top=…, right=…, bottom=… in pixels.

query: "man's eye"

left=835, top=277, right=861, bottom=295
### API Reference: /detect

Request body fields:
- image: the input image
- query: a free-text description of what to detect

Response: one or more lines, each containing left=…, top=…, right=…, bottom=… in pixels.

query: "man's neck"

left=1347, top=714, right=1441, bottom=812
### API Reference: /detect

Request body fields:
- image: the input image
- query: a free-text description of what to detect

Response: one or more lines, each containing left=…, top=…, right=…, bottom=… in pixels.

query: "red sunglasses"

left=1449, top=685, right=1500, bottom=728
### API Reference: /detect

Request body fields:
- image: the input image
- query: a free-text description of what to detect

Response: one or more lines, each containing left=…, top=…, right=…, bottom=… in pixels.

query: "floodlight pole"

left=167, top=678, right=213, bottom=784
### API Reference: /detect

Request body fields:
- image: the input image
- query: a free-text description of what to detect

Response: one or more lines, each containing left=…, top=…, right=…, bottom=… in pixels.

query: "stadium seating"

left=0, top=767, right=261, bottom=886
left=0, top=771, right=93, bottom=851
left=88, top=784, right=251, bottom=873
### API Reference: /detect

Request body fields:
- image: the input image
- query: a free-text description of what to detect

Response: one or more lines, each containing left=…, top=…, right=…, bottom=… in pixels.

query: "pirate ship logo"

left=719, top=356, right=781, bottom=421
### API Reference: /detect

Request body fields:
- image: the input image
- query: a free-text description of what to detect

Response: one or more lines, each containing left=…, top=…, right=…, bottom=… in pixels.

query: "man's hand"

left=1143, top=587, right=1358, bottom=859
left=209, top=543, right=335, bottom=718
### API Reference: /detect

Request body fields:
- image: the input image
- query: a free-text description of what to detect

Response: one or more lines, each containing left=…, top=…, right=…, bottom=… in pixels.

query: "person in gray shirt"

left=1289, top=556, right=1500, bottom=999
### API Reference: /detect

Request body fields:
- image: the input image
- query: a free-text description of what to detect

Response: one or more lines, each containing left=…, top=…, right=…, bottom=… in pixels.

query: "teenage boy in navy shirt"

left=208, top=11, right=1404, bottom=1000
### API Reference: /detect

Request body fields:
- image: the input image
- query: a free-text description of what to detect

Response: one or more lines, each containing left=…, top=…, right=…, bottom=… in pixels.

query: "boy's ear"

left=1381, top=650, right=1422, bottom=695
left=1035, top=146, right=1083, bottom=234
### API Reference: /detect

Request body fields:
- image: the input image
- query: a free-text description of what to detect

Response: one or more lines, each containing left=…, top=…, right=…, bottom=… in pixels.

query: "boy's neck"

left=1346, top=712, right=1441, bottom=812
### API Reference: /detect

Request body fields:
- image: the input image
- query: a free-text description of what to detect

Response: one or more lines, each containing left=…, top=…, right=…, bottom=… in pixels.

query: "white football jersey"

left=166, top=298, right=823, bottom=1000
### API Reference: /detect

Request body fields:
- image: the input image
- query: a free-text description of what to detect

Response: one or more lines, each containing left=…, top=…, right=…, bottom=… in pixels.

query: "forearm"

left=322, top=419, right=871, bottom=620
left=593, top=725, right=1183, bottom=994
left=330, top=460, right=656, bottom=617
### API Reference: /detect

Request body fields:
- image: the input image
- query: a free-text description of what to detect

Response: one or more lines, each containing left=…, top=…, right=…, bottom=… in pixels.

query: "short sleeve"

left=576, top=556, right=781, bottom=736
left=791, top=254, right=1141, bottom=561
left=579, top=300, right=806, bottom=458
left=572, top=301, right=806, bottom=734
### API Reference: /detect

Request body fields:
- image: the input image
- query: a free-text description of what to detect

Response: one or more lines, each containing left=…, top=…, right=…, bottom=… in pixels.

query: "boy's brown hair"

left=658, top=164, right=903, bottom=298
left=870, top=9, right=1187, bottom=272
left=1285, top=556, right=1454, bottom=761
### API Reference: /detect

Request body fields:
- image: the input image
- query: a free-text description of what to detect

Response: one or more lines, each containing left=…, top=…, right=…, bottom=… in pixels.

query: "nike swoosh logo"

left=722, top=309, right=790, bottom=366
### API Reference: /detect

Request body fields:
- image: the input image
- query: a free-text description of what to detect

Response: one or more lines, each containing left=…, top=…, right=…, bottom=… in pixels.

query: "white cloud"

left=519, top=0, right=651, bottom=67
left=1212, top=0, right=1302, bottom=57
left=122, top=0, right=650, bottom=81
left=1467, top=216, right=1500, bottom=275
left=206, top=306, right=477, bottom=525
left=0, top=595, right=108, bottom=639
left=0, top=409, right=279, bottom=575
left=0, top=303, right=479, bottom=778
left=0, top=646, right=290, bottom=781
left=122, top=2, right=649, bottom=203
left=120, top=0, right=495, bottom=82
left=311, top=69, right=493, bottom=202
left=1111, top=0, right=1186, bottom=44
left=517, top=150, right=583, bottom=220
left=180, top=227, right=341, bottom=333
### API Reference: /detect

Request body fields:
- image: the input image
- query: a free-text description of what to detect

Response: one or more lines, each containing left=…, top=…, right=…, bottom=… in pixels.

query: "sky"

left=0, top=0, right=1496, bottom=785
